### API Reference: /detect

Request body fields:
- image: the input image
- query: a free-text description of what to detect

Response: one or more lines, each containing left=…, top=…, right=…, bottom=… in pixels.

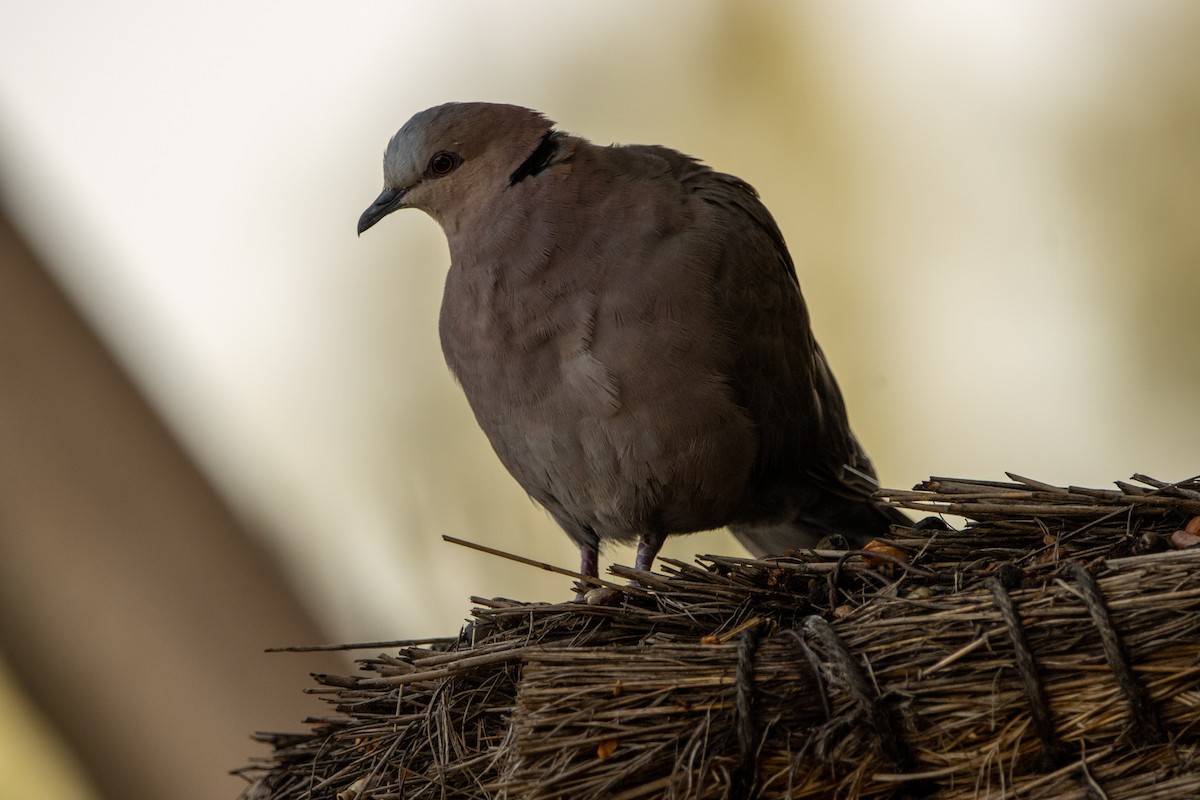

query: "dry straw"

left=237, top=474, right=1200, bottom=799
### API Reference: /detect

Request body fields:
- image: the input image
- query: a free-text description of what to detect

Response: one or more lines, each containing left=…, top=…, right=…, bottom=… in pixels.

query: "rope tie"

left=987, top=577, right=1065, bottom=768
left=794, top=615, right=916, bottom=770
left=731, top=628, right=762, bottom=800
left=1064, top=562, right=1163, bottom=746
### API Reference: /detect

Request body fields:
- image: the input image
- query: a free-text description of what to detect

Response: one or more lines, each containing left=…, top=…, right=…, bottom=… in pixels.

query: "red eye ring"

left=428, top=151, right=459, bottom=177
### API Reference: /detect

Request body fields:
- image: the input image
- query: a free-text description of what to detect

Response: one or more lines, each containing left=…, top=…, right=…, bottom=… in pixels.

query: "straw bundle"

left=236, top=474, right=1200, bottom=799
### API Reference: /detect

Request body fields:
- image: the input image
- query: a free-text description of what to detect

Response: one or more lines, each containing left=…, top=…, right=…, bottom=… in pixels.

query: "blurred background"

left=2, top=1, right=1199, bottom=798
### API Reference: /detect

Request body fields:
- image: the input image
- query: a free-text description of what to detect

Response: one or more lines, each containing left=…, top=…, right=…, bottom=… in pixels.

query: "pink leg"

left=574, top=544, right=599, bottom=602
left=634, top=532, right=666, bottom=575
left=579, top=544, right=599, bottom=579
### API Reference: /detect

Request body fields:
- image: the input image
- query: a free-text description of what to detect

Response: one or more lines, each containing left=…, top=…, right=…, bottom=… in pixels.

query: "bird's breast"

left=436, top=248, right=758, bottom=540
left=438, top=257, right=621, bottom=420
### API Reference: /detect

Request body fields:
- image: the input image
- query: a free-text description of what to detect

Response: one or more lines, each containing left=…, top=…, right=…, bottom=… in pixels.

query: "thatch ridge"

left=236, top=474, right=1200, bottom=799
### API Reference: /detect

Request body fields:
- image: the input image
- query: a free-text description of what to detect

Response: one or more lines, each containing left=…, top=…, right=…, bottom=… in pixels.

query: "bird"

left=358, top=102, right=905, bottom=589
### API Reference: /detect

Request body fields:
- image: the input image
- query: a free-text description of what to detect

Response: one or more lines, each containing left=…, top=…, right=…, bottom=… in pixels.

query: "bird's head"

left=357, top=102, right=555, bottom=235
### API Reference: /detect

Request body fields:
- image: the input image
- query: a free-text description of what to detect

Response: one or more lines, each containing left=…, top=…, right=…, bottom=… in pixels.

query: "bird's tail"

left=730, top=498, right=908, bottom=558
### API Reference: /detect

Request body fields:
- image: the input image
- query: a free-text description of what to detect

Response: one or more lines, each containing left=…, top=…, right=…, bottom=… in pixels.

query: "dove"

left=358, top=102, right=905, bottom=587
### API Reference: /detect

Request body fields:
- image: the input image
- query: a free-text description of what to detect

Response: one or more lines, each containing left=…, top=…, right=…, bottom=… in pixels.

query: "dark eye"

left=428, top=151, right=460, bottom=177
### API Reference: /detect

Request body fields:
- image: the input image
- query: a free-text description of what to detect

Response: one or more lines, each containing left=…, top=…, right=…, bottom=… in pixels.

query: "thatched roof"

left=236, top=474, right=1200, bottom=799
